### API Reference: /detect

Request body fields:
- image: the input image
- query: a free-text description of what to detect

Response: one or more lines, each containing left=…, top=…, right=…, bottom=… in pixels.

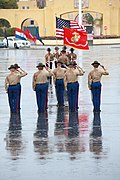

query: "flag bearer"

left=53, top=61, right=66, bottom=106
left=68, top=48, right=77, bottom=61
left=45, top=48, right=54, bottom=69
left=53, top=46, right=60, bottom=68
left=64, top=61, right=84, bottom=111
left=88, top=61, right=109, bottom=112
left=59, top=49, right=69, bottom=66
left=5, top=65, right=27, bottom=113
left=32, top=62, right=53, bottom=113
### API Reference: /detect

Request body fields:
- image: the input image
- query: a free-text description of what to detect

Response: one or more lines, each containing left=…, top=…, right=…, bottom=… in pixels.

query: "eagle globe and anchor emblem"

left=71, top=31, right=81, bottom=43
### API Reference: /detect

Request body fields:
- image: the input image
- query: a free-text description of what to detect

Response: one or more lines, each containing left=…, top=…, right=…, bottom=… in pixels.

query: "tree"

left=0, top=19, right=11, bottom=28
left=0, top=0, right=18, bottom=9
left=83, top=13, right=94, bottom=25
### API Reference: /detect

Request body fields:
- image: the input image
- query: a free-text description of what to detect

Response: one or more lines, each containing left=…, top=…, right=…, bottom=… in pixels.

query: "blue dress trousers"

left=55, top=79, right=64, bottom=106
left=91, top=81, right=102, bottom=112
left=35, top=83, right=48, bottom=113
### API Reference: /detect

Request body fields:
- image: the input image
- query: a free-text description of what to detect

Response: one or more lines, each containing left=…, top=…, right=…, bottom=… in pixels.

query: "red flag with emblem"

left=25, top=28, right=36, bottom=42
left=64, top=28, right=89, bottom=50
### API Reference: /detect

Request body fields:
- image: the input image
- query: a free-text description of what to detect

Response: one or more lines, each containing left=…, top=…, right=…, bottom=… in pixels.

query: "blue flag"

left=36, top=28, right=44, bottom=45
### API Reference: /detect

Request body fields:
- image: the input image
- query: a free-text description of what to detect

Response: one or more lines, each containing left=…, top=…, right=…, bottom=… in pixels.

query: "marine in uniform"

left=32, top=62, right=53, bottom=113
left=53, top=46, right=60, bottom=68
left=68, top=48, right=77, bottom=62
left=88, top=61, right=109, bottom=112
left=64, top=62, right=85, bottom=111
left=62, top=45, right=67, bottom=52
left=45, top=48, right=54, bottom=69
left=58, top=50, right=69, bottom=66
left=60, top=46, right=69, bottom=57
left=14, top=64, right=26, bottom=110
left=53, top=61, right=66, bottom=106
left=73, top=62, right=85, bottom=109
left=5, top=65, right=27, bottom=113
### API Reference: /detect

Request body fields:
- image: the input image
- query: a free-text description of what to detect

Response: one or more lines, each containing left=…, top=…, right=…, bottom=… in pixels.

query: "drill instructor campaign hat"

left=91, top=61, right=100, bottom=66
left=47, top=48, right=51, bottom=51
left=14, top=64, right=20, bottom=68
left=55, top=46, right=59, bottom=50
left=36, top=62, right=45, bottom=68
left=8, top=65, right=16, bottom=70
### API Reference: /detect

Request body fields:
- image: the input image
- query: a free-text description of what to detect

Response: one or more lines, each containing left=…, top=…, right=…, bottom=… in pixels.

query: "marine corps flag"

left=64, top=28, right=89, bottom=50
left=25, top=28, right=36, bottom=42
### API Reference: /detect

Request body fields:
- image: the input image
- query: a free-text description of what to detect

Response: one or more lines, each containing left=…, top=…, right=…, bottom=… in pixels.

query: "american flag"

left=56, top=17, right=86, bottom=38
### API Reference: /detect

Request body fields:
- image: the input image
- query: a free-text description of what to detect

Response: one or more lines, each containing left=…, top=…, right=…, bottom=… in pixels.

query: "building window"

left=74, top=0, right=79, bottom=8
left=30, top=20, right=34, bottom=25
left=68, top=13, right=74, bottom=20
left=37, top=0, right=46, bottom=9
left=74, top=0, right=89, bottom=8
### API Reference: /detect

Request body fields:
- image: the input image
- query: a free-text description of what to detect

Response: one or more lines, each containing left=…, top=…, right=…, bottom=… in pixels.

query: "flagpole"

left=78, top=0, right=83, bottom=67
left=79, top=0, right=82, bottom=25
left=78, top=0, right=83, bottom=105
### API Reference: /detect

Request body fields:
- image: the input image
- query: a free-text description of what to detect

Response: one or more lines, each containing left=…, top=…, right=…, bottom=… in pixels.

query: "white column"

left=79, top=0, right=82, bottom=25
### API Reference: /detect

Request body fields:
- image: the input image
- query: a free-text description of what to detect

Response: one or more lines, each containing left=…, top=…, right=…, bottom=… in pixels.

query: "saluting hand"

left=100, top=64, right=107, bottom=71
left=100, top=65, right=104, bottom=68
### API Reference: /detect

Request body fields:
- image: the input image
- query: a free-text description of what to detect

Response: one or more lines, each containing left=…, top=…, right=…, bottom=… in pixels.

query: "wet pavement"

left=0, top=45, right=120, bottom=180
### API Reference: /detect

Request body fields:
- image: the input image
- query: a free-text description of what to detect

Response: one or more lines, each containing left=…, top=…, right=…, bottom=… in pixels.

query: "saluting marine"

left=53, top=61, right=66, bottom=106
left=32, top=62, right=53, bottom=113
left=14, top=64, right=26, bottom=110
left=88, top=61, right=109, bottom=112
left=5, top=65, right=27, bottom=113
left=45, top=48, right=54, bottom=69
left=73, top=61, right=85, bottom=109
left=64, top=61, right=85, bottom=111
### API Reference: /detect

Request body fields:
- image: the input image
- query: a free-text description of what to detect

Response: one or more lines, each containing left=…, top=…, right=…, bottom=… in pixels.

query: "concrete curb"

left=33, top=38, right=120, bottom=46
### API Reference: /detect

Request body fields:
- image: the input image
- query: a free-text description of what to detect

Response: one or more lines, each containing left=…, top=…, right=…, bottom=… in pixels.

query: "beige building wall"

left=0, top=0, right=119, bottom=36
left=17, top=0, right=38, bottom=9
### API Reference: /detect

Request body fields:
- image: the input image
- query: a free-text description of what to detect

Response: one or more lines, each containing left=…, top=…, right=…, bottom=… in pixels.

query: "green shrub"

left=6, top=27, right=15, bottom=36
left=0, top=27, right=15, bottom=37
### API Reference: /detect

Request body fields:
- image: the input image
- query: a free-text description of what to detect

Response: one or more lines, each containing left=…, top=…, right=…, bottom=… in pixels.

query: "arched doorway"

left=0, top=18, right=13, bottom=37
left=21, top=18, right=39, bottom=36
left=75, top=12, right=103, bottom=35
left=0, top=18, right=11, bottom=28
left=60, top=11, right=103, bottom=36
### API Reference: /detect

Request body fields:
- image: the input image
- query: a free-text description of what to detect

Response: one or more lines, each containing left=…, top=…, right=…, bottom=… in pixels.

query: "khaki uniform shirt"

left=53, top=67, right=66, bottom=80
left=32, top=69, right=53, bottom=90
left=88, top=68, right=109, bottom=89
left=53, top=52, right=60, bottom=60
left=58, top=55, right=69, bottom=65
left=5, top=71, right=27, bottom=91
left=68, top=53, right=77, bottom=61
left=45, top=53, right=54, bottom=63
left=64, top=67, right=84, bottom=87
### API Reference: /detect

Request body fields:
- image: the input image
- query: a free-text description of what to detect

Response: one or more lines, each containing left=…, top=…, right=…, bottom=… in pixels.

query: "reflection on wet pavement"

left=89, top=112, right=103, bottom=159
left=33, top=112, right=49, bottom=159
left=5, top=113, right=24, bottom=160
left=0, top=46, right=120, bottom=180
